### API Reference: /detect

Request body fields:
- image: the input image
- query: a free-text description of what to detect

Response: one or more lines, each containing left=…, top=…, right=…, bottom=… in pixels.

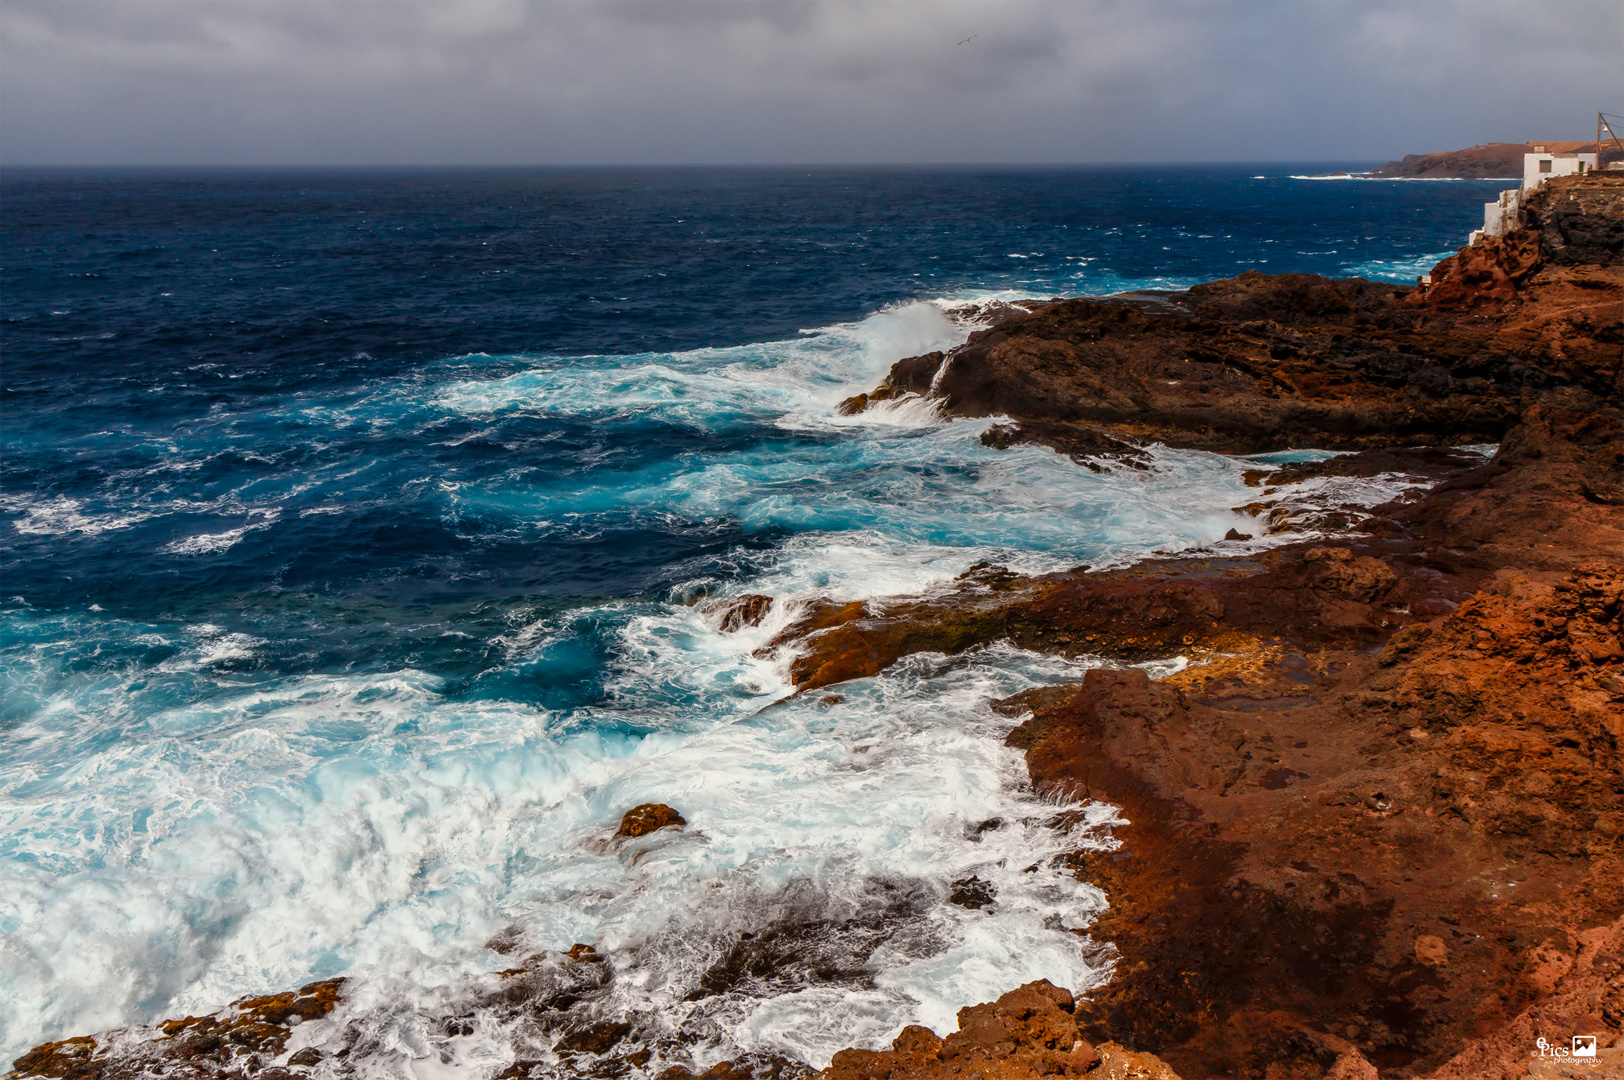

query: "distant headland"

left=1371, top=140, right=1623, bottom=179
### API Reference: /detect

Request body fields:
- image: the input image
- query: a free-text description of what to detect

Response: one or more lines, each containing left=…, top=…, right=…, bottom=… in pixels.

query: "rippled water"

left=0, top=167, right=1502, bottom=1065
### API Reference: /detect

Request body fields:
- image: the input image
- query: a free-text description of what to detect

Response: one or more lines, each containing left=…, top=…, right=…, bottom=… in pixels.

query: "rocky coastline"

left=11, top=173, right=1622, bottom=1080
left=807, top=170, right=1624, bottom=1078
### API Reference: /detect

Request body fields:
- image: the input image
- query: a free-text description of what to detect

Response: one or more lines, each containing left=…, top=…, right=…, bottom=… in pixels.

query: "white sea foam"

left=1, top=495, right=152, bottom=537
left=158, top=511, right=281, bottom=555
left=430, top=300, right=963, bottom=435
left=1343, top=251, right=1456, bottom=283
left=0, top=606, right=1117, bottom=1067
left=1289, top=174, right=1512, bottom=182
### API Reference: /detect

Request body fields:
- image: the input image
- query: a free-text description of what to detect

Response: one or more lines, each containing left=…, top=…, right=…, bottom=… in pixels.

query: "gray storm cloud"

left=1, top=0, right=1618, bottom=166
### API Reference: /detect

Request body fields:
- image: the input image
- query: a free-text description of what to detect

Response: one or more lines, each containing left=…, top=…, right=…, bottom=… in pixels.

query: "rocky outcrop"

left=993, top=556, right=1623, bottom=1077
left=818, top=981, right=1184, bottom=1080
left=710, top=593, right=774, bottom=632
left=10, top=979, right=346, bottom=1080
left=1369, top=144, right=1530, bottom=179
left=843, top=173, right=1622, bottom=460
left=1523, top=171, right=1624, bottom=266
left=616, top=803, right=687, bottom=838
left=776, top=428, right=1622, bottom=1077
left=1420, top=228, right=1543, bottom=309
left=1425, top=173, right=1624, bottom=312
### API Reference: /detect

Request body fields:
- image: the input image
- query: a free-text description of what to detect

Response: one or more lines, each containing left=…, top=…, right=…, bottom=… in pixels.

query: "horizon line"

left=0, top=158, right=1405, bottom=173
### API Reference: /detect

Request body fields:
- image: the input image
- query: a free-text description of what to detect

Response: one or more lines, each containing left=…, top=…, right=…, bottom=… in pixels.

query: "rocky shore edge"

left=11, top=172, right=1622, bottom=1080
left=797, top=171, right=1622, bottom=1078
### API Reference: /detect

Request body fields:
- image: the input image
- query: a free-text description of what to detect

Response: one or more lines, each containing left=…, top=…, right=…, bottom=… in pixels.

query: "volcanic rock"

left=1369, top=142, right=1623, bottom=180
left=710, top=593, right=774, bottom=632
left=11, top=979, right=346, bottom=1080
left=616, top=803, right=686, bottom=838
left=844, top=174, right=1621, bottom=464
left=819, top=980, right=1150, bottom=1080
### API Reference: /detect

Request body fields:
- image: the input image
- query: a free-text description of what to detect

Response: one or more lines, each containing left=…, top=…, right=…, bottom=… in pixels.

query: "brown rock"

left=818, top=981, right=1112, bottom=1080
left=1324, top=1048, right=1380, bottom=1080
left=553, top=1019, right=631, bottom=1054
left=615, top=803, right=685, bottom=838
left=1300, top=546, right=1397, bottom=601
left=710, top=594, right=773, bottom=632
left=846, top=178, right=1622, bottom=460
left=1421, top=227, right=1543, bottom=310
left=10, top=980, right=346, bottom=1080
left=799, top=218, right=1624, bottom=1073
left=1415, top=934, right=1449, bottom=967
left=1090, top=1042, right=1182, bottom=1080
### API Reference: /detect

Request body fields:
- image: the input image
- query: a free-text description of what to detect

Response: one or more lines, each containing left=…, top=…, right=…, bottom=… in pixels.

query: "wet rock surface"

left=709, top=594, right=774, bottom=632
left=10, top=979, right=346, bottom=1080
left=616, top=803, right=687, bottom=838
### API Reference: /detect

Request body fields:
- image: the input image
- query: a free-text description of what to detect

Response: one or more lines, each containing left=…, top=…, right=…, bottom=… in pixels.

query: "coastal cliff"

left=11, top=173, right=1622, bottom=1080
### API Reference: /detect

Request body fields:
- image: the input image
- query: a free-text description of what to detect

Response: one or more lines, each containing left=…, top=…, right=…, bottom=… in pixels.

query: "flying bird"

left=957, top=34, right=978, bottom=46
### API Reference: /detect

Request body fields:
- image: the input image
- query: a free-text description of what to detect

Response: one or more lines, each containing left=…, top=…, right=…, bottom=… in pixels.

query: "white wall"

left=1523, top=152, right=1600, bottom=190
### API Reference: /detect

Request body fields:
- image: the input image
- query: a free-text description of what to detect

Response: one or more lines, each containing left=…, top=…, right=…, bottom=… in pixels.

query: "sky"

left=1, top=0, right=1620, bottom=167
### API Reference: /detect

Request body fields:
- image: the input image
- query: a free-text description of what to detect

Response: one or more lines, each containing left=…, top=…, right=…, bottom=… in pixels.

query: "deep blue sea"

left=1, top=167, right=1506, bottom=1066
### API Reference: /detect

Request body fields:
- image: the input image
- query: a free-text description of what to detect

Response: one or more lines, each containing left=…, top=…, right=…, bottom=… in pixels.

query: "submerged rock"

left=947, top=875, right=997, bottom=909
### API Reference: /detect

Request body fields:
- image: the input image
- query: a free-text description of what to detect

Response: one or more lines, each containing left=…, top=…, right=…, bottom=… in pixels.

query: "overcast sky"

left=2, top=0, right=1619, bottom=167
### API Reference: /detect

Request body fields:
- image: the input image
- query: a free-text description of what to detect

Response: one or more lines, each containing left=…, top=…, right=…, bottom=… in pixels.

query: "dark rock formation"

left=1523, top=170, right=1624, bottom=266
left=845, top=173, right=1621, bottom=460
left=710, top=593, right=774, bottom=632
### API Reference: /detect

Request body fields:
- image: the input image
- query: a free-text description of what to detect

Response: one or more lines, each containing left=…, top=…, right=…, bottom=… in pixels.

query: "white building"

left=1522, top=145, right=1599, bottom=191
left=1476, top=189, right=1524, bottom=242
left=1470, top=144, right=1600, bottom=246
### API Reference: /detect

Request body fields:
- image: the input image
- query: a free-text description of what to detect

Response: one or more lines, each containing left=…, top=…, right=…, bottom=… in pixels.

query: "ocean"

left=0, top=166, right=1506, bottom=1067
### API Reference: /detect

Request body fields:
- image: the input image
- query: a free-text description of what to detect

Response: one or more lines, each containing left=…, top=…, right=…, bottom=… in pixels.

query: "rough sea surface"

left=1, top=167, right=1507, bottom=1067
